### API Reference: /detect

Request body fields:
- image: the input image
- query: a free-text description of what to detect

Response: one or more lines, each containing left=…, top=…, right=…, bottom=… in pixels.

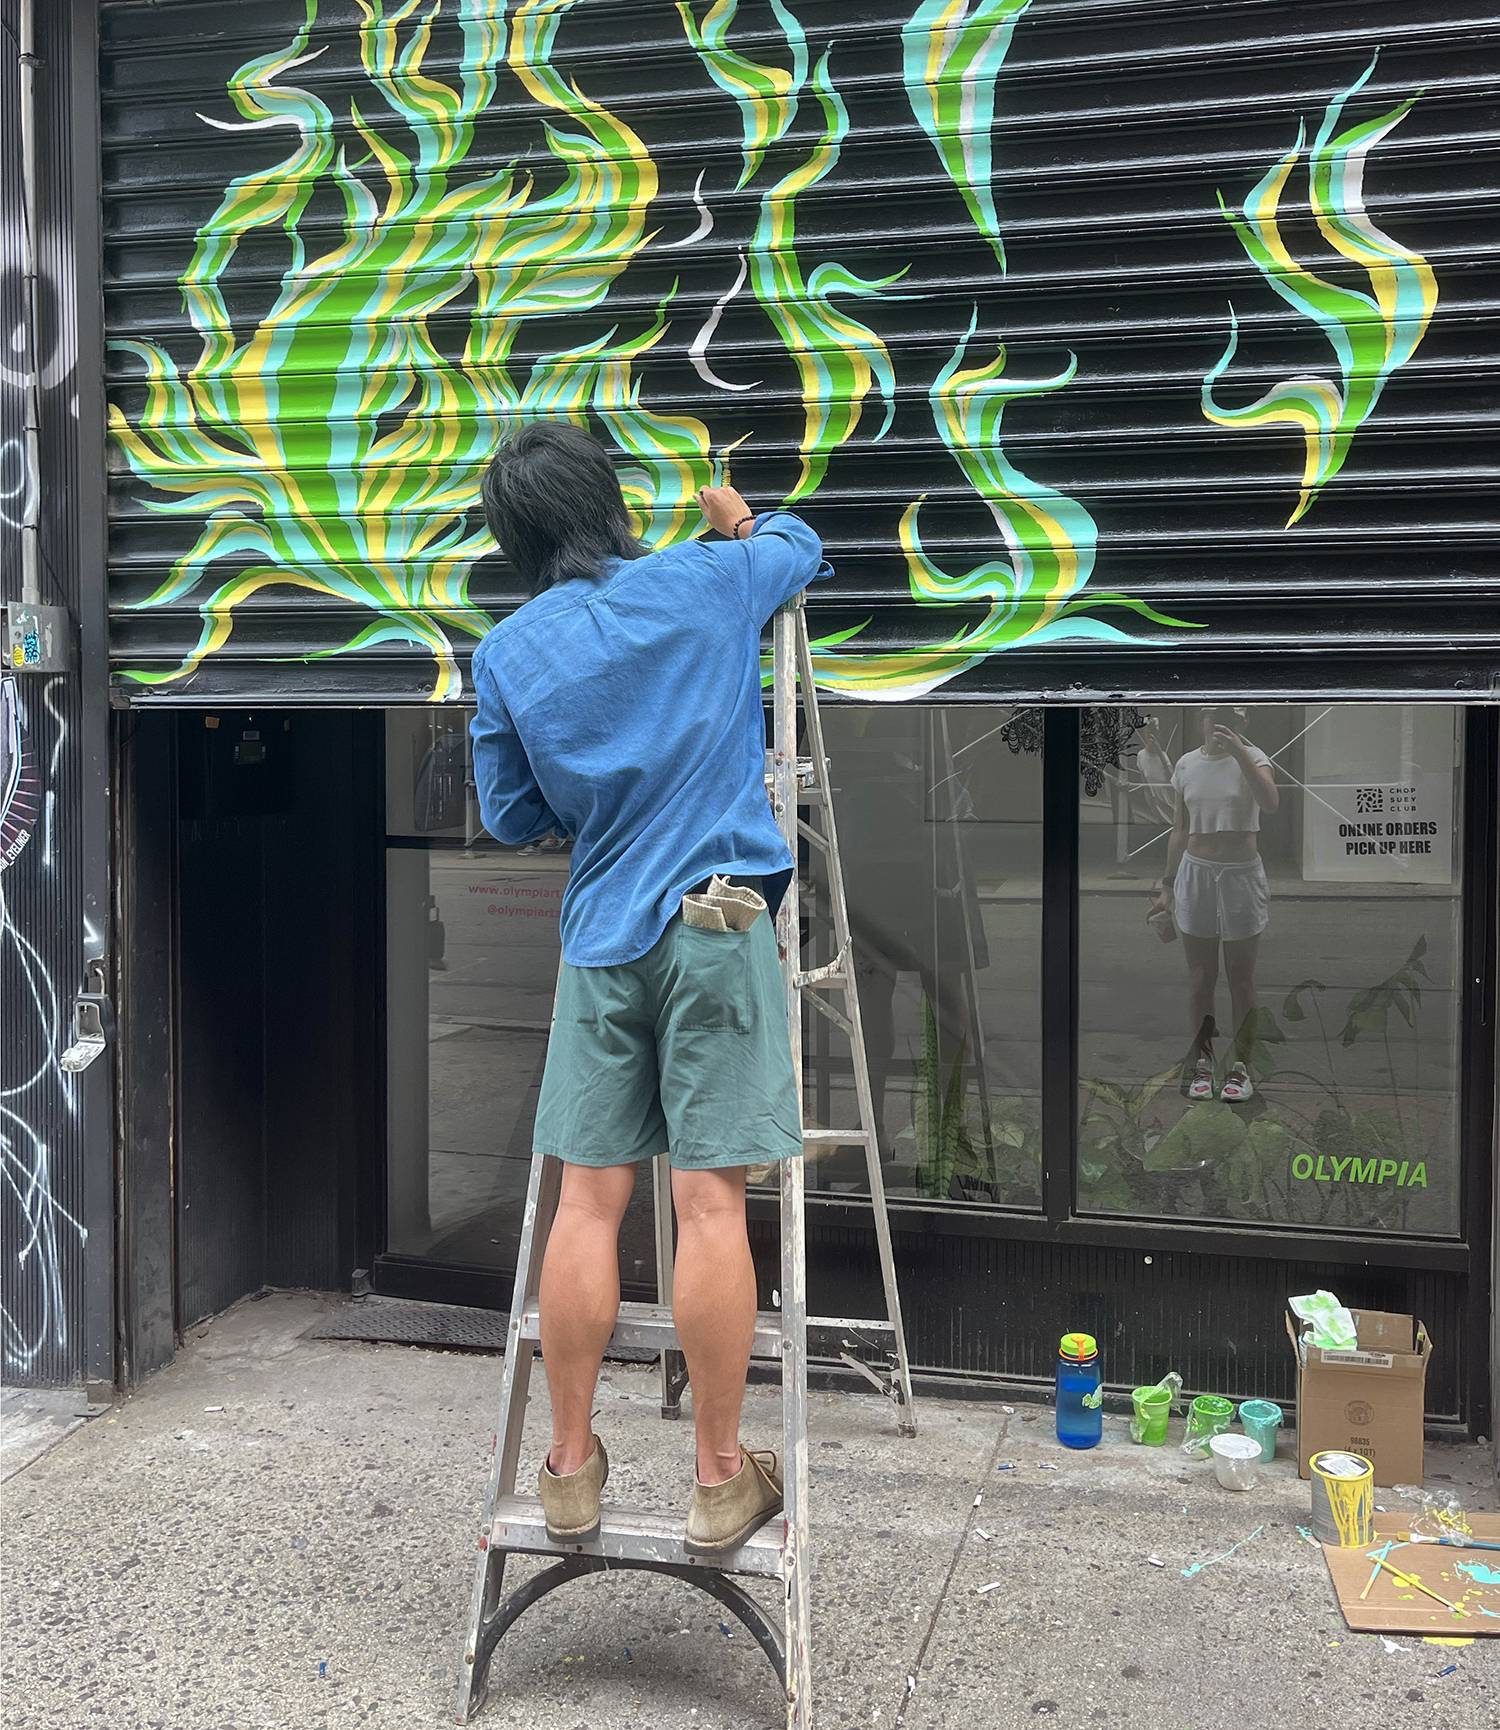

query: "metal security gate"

left=98, top=0, right=1500, bottom=705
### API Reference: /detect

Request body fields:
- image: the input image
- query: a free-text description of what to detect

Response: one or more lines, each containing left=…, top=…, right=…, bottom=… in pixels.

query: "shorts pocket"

left=671, top=924, right=752, bottom=1033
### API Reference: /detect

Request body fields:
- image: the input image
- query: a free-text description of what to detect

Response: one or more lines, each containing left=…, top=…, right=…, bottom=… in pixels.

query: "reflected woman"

left=1148, top=707, right=1279, bottom=1102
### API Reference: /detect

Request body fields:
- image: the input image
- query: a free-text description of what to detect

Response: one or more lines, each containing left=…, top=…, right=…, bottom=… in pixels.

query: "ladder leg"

left=456, top=1148, right=560, bottom=1722
left=773, top=607, right=813, bottom=1730
left=795, top=613, right=917, bottom=1436
left=653, top=1151, right=687, bottom=1418
left=781, top=1146, right=813, bottom=1730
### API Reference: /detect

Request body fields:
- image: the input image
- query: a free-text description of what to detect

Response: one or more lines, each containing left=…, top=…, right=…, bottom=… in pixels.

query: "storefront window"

left=1077, top=704, right=1465, bottom=1235
left=795, top=706, right=1044, bottom=1208
left=384, top=711, right=597, bottom=1275
left=390, top=700, right=1473, bottom=1250
left=384, top=703, right=1044, bottom=1267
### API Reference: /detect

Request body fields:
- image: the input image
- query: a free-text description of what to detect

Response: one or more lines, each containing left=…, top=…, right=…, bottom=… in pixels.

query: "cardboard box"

left=1324, top=1513, right=1500, bottom=1636
left=1286, top=1306, right=1432, bottom=1486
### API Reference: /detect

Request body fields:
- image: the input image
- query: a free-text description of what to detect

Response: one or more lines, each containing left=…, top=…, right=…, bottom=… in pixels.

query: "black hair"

left=481, top=421, right=643, bottom=595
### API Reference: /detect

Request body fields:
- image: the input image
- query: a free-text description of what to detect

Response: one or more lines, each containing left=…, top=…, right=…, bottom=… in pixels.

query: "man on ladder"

left=468, top=422, right=827, bottom=1558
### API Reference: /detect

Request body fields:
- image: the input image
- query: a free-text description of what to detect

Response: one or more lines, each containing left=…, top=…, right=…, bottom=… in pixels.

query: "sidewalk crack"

left=893, top=1412, right=1011, bottom=1726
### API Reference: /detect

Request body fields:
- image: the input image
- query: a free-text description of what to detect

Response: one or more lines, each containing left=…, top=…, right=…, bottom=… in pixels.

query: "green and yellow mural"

left=1202, top=54, right=1438, bottom=527
left=106, top=1, right=1440, bottom=700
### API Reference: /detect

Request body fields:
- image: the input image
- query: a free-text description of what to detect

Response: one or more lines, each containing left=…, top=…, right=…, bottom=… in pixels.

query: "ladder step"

left=518, top=1299, right=894, bottom=1358
left=520, top=1300, right=782, bottom=1358
left=796, top=970, right=849, bottom=990
left=803, top=1128, right=873, bottom=1146
left=490, top=1496, right=785, bottom=1578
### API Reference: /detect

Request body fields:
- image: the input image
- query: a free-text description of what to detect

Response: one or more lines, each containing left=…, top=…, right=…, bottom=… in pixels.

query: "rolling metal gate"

left=99, top=0, right=1500, bottom=703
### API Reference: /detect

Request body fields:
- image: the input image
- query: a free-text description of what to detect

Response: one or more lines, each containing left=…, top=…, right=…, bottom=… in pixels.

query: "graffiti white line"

left=0, top=680, right=84, bottom=1373
left=0, top=435, right=37, bottom=532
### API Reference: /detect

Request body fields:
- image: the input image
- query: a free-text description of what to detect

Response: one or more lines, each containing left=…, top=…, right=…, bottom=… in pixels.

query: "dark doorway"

left=122, top=710, right=382, bottom=1351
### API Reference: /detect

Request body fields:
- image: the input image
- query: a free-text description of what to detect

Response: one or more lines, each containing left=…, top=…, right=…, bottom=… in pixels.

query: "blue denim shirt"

left=470, top=512, right=833, bottom=966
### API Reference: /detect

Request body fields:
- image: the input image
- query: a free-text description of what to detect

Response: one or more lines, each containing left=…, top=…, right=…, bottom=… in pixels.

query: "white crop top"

left=1172, top=745, right=1271, bottom=834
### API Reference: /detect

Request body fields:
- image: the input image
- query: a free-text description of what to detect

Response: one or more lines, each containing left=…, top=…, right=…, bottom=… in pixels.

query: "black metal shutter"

left=101, top=1, right=1500, bottom=704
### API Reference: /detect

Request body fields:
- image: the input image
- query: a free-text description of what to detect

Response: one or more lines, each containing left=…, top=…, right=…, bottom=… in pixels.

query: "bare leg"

left=671, top=1165, right=756, bottom=1486
left=1181, top=933, right=1221, bottom=1058
left=1223, top=935, right=1262, bottom=1063
left=539, top=1161, right=636, bottom=1475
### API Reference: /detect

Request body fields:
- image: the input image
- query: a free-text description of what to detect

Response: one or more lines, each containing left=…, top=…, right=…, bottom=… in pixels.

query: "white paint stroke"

left=689, top=253, right=761, bottom=394
left=666, top=169, right=714, bottom=249
left=195, top=43, right=329, bottom=132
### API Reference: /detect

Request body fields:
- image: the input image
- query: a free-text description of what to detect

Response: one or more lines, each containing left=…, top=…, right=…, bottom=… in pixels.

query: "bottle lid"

left=1059, top=1332, right=1098, bottom=1361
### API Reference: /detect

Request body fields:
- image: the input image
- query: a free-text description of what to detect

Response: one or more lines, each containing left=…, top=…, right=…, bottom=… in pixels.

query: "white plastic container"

left=1209, top=1432, right=1261, bottom=1491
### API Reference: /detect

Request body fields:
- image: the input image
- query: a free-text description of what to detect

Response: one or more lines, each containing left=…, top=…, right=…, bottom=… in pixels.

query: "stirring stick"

left=1373, top=1554, right=1469, bottom=1616
left=1360, top=1542, right=1395, bottom=1602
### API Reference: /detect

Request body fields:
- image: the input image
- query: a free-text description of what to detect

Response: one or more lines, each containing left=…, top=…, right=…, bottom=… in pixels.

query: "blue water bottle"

left=1056, top=1331, right=1103, bottom=1449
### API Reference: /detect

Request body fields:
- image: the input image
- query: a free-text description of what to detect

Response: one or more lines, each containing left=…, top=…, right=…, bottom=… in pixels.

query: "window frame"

left=749, top=704, right=1496, bottom=1284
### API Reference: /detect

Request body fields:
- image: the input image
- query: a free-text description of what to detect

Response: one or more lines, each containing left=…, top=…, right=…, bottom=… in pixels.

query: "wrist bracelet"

left=732, top=513, right=755, bottom=537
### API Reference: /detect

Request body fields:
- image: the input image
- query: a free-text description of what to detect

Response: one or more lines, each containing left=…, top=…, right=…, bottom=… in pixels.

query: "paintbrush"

left=1430, top=1536, right=1500, bottom=1553
left=1372, top=1554, right=1469, bottom=1616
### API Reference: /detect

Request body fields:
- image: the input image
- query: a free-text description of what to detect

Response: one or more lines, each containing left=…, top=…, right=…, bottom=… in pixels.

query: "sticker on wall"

left=0, top=675, right=39, bottom=872
left=1300, top=705, right=1457, bottom=887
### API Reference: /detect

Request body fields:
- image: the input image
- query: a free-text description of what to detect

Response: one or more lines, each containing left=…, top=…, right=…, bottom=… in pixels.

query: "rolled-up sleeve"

left=469, top=650, right=564, bottom=846
left=713, top=510, right=834, bottom=624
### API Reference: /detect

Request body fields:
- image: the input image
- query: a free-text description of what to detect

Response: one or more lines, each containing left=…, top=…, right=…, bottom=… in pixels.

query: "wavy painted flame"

left=676, top=0, right=808, bottom=189
left=808, top=314, right=1196, bottom=698
left=679, top=1, right=906, bottom=503
left=901, top=0, right=1031, bottom=272
left=108, top=0, right=710, bottom=698
left=111, top=0, right=1197, bottom=703
left=1202, top=55, right=1438, bottom=526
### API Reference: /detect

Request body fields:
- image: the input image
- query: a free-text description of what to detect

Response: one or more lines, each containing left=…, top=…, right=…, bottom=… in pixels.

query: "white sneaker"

left=1221, top=1064, right=1254, bottom=1103
left=1187, top=1059, right=1215, bottom=1102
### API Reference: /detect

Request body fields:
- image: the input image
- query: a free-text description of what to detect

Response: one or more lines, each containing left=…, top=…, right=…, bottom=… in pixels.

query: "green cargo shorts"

left=533, top=910, right=803, bottom=1170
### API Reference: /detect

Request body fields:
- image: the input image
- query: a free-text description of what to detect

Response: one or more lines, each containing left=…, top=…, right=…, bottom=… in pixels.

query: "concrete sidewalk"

left=3, top=1292, right=1495, bottom=1730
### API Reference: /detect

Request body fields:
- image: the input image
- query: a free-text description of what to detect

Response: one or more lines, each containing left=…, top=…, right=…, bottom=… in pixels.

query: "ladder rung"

left=803, top=1128, right=873, bottom=1145
left=764, top=777, right=825, bottom=804
left=520, top=1300, right=782, bottom=1359
left=519, top=1299, right=892, bottom=1357
left=490, top=1496, right=785, bottom=1577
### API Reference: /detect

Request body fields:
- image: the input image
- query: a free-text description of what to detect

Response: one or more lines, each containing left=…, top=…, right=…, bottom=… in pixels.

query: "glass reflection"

left=805, top=707, right=1043, bottom=1207
left=1079, top=703, right=1463, bottom=1235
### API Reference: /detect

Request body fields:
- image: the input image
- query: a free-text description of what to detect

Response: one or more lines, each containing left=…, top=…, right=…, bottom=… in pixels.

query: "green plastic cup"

left=1239, top=1398, right=1283, bottom=1463
left=1185, top=1394, right=1236, bottom=1453
left=1131, top=1384, right=1172, bottom=1445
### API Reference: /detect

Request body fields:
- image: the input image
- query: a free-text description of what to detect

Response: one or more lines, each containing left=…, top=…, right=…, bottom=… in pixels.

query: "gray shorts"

left=1173, top=854, right=1270, bottom=942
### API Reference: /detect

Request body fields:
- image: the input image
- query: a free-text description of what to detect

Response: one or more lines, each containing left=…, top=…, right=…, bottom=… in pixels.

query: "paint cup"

left=1130, top=1384, right=1172, bottom=1446
left=1209, top=1432, right=1261, bottom=1491
left=1238, top=1398, right=1283, bottom=1463
left=1309, top=1450, right=1375, bottom=1547
left=1147, top=907, right=1177, bottom=944
left=1183, top=1393, right=1236, bottom=1454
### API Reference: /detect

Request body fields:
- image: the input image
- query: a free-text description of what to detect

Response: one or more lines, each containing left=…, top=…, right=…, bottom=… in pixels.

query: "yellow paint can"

left=1310, top=1450, right=1375, bottom=1547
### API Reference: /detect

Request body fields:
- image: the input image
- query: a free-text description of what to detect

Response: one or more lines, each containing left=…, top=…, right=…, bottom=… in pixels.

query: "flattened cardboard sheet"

left=1324, top=1513, right=1500, bottom=1636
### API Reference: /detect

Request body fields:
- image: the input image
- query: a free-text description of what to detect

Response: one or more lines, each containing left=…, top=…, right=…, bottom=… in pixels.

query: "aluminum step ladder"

left=455, top=594, right=916, bottom=1730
